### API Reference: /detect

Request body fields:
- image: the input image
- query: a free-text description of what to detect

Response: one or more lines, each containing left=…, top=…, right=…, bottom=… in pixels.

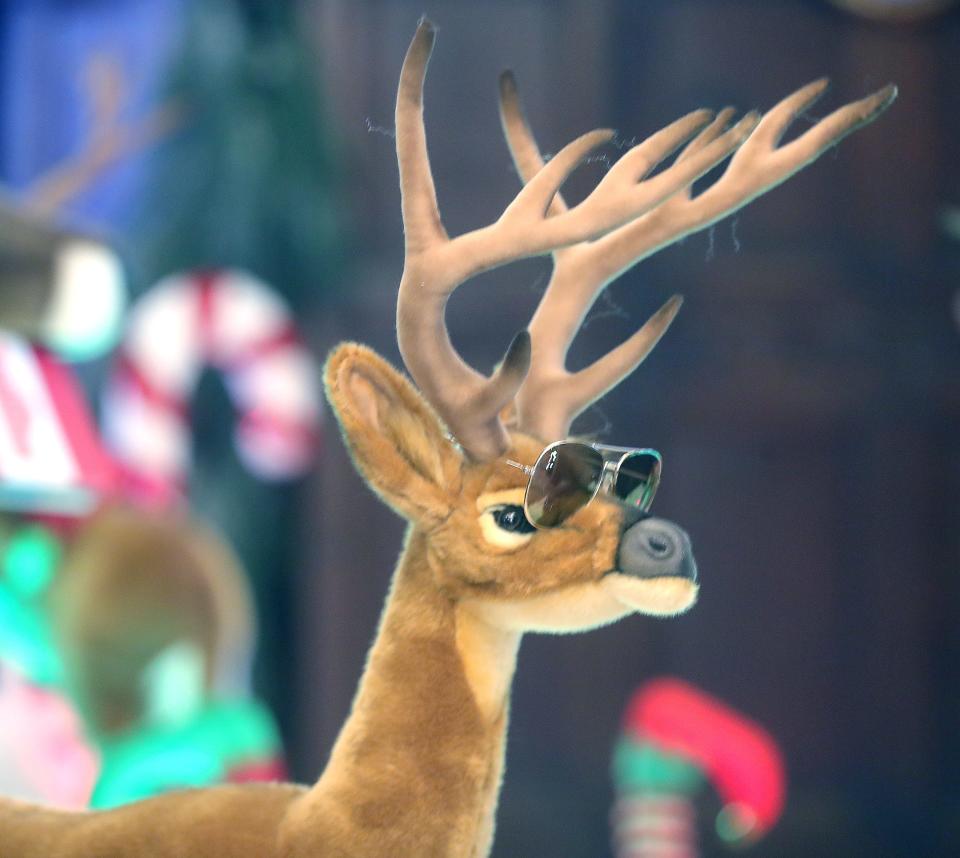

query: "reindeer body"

left=0, top=427, right=629, bottom=858
left=0, top=20, right=894, bottom=858
left=0, top=784, right=301, bottom=857
left=282, top=528, right=515, bottom=858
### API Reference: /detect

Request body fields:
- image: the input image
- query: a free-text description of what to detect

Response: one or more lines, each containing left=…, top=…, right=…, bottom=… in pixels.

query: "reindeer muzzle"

left=617, top=517, right=697, bottom=582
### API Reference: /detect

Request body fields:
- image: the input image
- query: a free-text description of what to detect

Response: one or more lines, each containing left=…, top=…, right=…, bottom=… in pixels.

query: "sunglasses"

left=505, top=442, right=662, bottom=529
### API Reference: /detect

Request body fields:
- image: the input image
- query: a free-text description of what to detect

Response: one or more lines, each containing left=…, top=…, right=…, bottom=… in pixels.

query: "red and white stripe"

left=104, top=270, right=321, bottom=505
left=0, top=333, right=117, bottom=515
left=611, top=793, right=698, bottom=858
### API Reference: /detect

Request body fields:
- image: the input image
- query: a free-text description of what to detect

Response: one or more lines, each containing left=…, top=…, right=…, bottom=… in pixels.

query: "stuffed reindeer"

left=0, top=21, right=895, bottom=858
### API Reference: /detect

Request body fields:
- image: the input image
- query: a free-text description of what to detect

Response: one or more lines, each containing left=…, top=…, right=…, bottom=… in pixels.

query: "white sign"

left=0, top=334, right=92, bottom=514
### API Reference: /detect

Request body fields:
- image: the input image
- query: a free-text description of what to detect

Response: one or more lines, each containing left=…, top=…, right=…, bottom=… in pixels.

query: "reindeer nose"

left=617, top=517, right=698, bottom=582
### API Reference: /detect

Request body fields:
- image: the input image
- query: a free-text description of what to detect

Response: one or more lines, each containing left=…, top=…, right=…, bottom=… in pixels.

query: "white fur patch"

left=601, top=573, right=698, bottom=617
left=465, top=582, right=633, bottom=634
left=463, top=573, right=698, bottom=634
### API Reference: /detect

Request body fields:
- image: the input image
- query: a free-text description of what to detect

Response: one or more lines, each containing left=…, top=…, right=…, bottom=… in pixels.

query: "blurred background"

left=0, top=0, right=958, bottom=855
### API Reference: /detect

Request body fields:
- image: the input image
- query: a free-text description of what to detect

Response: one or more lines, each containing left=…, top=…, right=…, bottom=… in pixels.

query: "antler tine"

left=23, top=55, right=184, bottom=218
left=502, top=74, right=897, bottom=442
left=394, top=22, right=751, bottom=460
left=395, top=21, right=447, bottom=254
left=500, top=76, right=753, bottom=441
left=395, top=20, right=532, bottom=462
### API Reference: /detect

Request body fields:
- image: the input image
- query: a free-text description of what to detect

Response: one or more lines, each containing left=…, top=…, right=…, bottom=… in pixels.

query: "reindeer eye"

left=491, top=506, right=536, bottom=534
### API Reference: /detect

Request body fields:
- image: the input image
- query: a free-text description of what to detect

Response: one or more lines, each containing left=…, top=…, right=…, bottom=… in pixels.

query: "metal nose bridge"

left=599, top=460, right=617, bottom=490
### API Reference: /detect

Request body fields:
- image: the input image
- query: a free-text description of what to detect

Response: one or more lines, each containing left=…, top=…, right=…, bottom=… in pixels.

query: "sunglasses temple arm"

left=504, top=459, right=534, bottom=475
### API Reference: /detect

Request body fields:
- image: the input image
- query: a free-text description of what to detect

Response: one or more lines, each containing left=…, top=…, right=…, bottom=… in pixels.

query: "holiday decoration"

left=612, top=678, right=786, bottom=857
left=0, top=334, right=117, bottom=516
left=0, top=42, right=284, bottom=815
left=118, top=0, right=341, bottom=722
left=0, top=201, right=124, bottom=362
left=0, top=19, right=895, bottom=857
left=51, top=505, right=285, bottom=808
left=0, top=514, right=101, bottom=809
left=104, top=269, right=321, bottom=505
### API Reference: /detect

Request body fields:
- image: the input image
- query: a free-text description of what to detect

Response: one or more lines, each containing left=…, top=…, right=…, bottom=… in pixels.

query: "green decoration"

left=0, top=588, right=63, bottom=687
left=612, top=737, right=705, bottom=795
left=91, top=698, right=282, bottom=809
left=3, top=525, right=61, bottom=599
left=0, top=524, right=65, bottom=687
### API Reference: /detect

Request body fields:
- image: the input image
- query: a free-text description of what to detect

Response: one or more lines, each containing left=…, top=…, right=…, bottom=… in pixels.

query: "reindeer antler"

left=22, top=55, right=184, bottom=218
left=501, top=73, right=897, bottom=442
left=395, top=21, right=756, bottom=461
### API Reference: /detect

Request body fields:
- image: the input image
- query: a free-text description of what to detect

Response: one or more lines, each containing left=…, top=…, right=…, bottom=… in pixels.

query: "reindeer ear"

left=324, top=343, right=463, bottom=522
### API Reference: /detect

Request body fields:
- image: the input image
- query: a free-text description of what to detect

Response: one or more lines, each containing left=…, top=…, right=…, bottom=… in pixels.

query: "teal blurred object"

left=0, top=523, right=64, bottom=687
left=612, top=736, right=705, bottom=794
left=91, top=698, right=284, bottom=808
left=5, top=525, right=60, bottom=599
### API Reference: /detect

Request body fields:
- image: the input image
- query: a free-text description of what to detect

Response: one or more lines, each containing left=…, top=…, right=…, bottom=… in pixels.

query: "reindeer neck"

left=289, top=526, right=520, bottom=858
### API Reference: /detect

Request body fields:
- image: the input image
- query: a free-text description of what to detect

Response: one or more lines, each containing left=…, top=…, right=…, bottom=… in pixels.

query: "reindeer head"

left=326, top=21, right=895, bottom=634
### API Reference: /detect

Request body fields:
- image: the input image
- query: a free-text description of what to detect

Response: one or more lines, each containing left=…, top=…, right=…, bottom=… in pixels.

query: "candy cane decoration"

left=612, top=678, right=786, bottom=858
left=104, top=270, right=321, bottom=504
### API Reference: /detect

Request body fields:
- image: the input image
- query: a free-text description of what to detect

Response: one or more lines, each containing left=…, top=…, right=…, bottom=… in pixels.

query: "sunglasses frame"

left=505, top=441, right=662, bottom=529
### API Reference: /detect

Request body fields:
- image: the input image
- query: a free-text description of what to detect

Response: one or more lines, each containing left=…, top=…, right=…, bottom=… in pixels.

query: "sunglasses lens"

left=526, top=443, right=604, bottom=527
left=614, top=451, right=661, bottom=512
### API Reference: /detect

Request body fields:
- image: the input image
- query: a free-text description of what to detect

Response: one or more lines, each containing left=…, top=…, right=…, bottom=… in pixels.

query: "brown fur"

left=0, top=343, right=693, bottom=857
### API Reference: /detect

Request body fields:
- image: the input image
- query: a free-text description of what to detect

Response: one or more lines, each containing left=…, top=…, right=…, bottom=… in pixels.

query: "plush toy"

left=0, top=20, right=895, bottom=858
left=50, top=505, right=284, bottom=808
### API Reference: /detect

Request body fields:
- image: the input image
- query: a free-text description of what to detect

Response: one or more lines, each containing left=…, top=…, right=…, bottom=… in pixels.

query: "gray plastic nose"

left=617, top=517, right=698, bottom=582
